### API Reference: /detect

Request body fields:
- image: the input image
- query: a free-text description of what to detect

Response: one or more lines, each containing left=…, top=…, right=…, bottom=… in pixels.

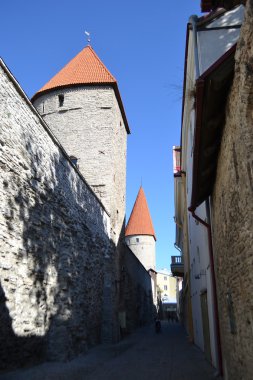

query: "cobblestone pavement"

left=0, top=322, right=221, bottom=380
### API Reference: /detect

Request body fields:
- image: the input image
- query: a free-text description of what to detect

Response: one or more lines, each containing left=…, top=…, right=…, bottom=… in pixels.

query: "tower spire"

left=84, top=31, right=91, bottom=46
left=125, top=186, right=156, bottom=271
left=125, top=187, right=156, bottom=240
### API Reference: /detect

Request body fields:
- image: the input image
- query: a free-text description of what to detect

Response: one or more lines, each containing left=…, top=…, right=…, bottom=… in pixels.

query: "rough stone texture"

left=125, top=235, right=156, bottom=271
left=33, top=86, right=127, bottom=243
left=0, top=62, right=113, bottom=372
left=33, top=86, right=128, bottom=345
left=211, top=1, right=253, bottom=379
left=120, top=245, right=154, bottom=333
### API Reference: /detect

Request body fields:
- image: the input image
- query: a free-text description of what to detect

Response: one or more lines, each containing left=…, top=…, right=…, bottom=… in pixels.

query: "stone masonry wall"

left=120, top=245, right=154, bottom=333
left=0, top=61, right=113, bottom=372
left=211, top=1, right=253, bottom=379
left=33, top=84, right=128, bottom=344
left=33, top=86, right=127, bottom=244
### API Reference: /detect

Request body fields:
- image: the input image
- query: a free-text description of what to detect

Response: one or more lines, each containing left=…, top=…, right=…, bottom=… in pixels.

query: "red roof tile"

left=34, top=46, right=116, bottom=96
left=32, top=45, right=130, bottom=133
left=125, top=187, right=156, bottom=240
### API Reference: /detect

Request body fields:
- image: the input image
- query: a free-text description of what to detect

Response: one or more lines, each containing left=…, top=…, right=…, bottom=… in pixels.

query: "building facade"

left=173, top=3, right=246, bottom=376
left=156, top=268, right=177, bottom=304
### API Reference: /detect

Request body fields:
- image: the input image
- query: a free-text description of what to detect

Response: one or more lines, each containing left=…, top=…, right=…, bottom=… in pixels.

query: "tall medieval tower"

left=125, top=186, right=156, bottom=271
left=32, top=45, right=130, bottom=342
left=32, top=46, right=130, bottom=244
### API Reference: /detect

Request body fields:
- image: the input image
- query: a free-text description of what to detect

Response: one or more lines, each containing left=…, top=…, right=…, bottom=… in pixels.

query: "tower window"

left=164, top=285, right=167, bottom=291
left=69, top=155, right=78, bottom=167
left=58, top=94, right=64, bottom=107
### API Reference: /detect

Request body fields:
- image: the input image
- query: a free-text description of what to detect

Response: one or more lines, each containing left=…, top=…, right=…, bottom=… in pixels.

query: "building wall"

left=179, top=12, right=241, bottom=366
left=120, top=245, right=154, bottom=332
left=197, top=6, right=244, bottom=74
left=181, top=35, right=213, bottom=360
left=156, top=271, right=177, bottom=302
left=33, top=86, right=127, bottom=243
left=211, top=2, right=253, bottom=378
left=125, top=235, right=156, bottom=271
left=0, top=61, right=114, bottom=371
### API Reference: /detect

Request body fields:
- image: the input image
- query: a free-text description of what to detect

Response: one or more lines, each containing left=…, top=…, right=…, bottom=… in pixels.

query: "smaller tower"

left=125, top=186, right=156, bottom=271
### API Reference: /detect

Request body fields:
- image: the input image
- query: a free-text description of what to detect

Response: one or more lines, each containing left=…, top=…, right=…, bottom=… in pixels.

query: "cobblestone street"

left=1, top=321, right=221, bottom=380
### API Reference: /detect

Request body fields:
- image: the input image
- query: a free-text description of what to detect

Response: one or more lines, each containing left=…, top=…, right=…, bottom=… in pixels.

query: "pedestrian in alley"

left=155, top=317, right=161, bottom=333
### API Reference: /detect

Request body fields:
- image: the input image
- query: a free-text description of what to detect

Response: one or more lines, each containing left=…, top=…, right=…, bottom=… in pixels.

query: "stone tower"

left=32, top=45, right=130, bottom=243
left=125, top=186, right=156, bottom=270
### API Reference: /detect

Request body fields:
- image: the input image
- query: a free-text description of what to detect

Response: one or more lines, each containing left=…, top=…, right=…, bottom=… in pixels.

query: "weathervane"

left=85, top=31, right=91, bottom=46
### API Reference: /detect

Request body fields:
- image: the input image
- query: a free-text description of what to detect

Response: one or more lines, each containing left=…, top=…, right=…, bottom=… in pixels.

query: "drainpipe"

left=188, top=203, right=223, bottom=376
left=189, top=15, right=200, bottom=79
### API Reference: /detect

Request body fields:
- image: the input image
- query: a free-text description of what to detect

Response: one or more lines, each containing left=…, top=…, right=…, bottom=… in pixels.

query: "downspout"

left=189, top=15, right=200, bottom=79
left=188, top=14, right=223, bottom=376
left=188, top=205, right=223, bottom=376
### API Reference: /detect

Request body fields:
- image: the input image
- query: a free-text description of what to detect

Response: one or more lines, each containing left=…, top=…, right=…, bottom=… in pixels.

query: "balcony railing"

left=171, top=256, right=183, bottom=264
left=171, top=255, right=184, bottom=277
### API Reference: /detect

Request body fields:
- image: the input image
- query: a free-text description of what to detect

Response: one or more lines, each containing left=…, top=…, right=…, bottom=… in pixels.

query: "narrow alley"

left=1, top=322, right=220, bottom=380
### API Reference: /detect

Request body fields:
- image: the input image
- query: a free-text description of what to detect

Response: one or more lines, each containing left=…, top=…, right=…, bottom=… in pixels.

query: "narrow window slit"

left=58, top=94, right=64, bottom=107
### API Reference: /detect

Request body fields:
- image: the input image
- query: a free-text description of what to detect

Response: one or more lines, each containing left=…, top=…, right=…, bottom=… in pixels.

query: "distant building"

left=156, top=269, right=176, bottom=302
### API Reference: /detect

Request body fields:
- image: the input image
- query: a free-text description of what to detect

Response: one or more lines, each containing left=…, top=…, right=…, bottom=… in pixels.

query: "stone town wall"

left=211, top=1, right=253, bottom=379
left=120, top=245, right=154, bottom=333
left=0, top=61, right=113, bottom=372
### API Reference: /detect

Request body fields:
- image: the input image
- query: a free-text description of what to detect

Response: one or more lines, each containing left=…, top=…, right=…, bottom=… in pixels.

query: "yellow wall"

left=156, top=271, right=177, bottom=302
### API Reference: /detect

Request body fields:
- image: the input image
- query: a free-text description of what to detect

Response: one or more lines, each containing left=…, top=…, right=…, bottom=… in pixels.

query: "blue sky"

left=1, top=0, right=201, bottom=270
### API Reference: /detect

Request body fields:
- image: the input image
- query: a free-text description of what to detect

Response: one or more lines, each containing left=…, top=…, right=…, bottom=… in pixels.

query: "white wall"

left=198, top=6, right=244, bottom=74
left=125, top=235, right=156, bottom=271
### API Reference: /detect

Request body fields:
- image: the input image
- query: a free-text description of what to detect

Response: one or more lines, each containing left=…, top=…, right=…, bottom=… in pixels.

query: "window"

left=164, top=285, right=167, bottom=291
left=164, top=276, right=167, bottom=281
left=136, top=238, right=139, bottom=243
left=69, top=155, right=78, bottom=167
left=58, top=94, right=64, bottom=107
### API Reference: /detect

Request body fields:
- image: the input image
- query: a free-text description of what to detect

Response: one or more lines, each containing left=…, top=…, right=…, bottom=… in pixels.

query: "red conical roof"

left=32, top=45, right=130, bottom=133
left=34, top=46, right=116, bottom=96
left=125, top=187, right=156, bottom=240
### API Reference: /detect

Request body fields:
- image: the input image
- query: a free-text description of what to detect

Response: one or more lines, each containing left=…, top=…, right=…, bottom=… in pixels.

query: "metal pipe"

left=188, top=206, right=223, bottom=376
left=189, top=15, right=200, bottom=79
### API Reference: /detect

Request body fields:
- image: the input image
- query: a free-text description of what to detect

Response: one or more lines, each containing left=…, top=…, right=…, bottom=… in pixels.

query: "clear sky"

left=1, top=0, right=201, bottom=270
